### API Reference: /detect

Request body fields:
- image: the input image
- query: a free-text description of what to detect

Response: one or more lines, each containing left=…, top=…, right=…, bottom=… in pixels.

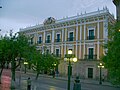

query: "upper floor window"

left=46, top=35, right=51, bottom=43
left=56, top=49, right=60, bottom=57
left=88, top=48, right=94, bottom=59
left=68, top=32, right=74, bottom=41
left=55, top=34, right=61, bottom=42
left=38, top=36, right=42, bottom=44
left=84, top=47, right=97, bottom=60
left=87, top=28, right=95, bottom=40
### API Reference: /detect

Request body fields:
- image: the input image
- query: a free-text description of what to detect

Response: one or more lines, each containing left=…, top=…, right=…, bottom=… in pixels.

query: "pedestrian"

left=27, top=77, right=31, bottom=90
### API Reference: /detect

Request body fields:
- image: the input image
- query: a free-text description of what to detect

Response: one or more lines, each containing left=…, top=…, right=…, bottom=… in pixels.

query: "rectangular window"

left=47, top=35, right=50, bottom=40
left=38, top=37, right=42, bottom=44
left=69, top=32, right=74, bottom=41
left=56, top=49, right=59, bottom=56
left=88, top=48, right=94, bottom=59
left=56, top=34, right=60, bottom=42
left=46, top=35, right=50, bottom=43
left=88, top=29, right=94, bottom=40
left=88, top=68, right=93, bottom=78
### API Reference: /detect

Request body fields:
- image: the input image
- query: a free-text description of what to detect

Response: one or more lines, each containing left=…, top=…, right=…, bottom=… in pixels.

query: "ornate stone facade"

left=20, top=8, right=115, bottom=80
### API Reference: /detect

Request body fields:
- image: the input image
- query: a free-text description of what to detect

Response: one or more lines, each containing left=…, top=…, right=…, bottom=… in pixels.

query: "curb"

left=18, top=71, right=120, bottom=88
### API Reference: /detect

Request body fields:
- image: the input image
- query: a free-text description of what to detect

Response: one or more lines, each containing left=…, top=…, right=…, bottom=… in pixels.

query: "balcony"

left=87, top=36, right=95, bottom=40
left=37, top=41, right=42, bottom=44
left=56, top=54, right=61, bottom=57
left=84, top=55, right=97, bottom=60
left=55, top=39, right=61, bottom=42
left=67, top=37, right=74, bottom=41
left=45, top=40, right=51, bottom=43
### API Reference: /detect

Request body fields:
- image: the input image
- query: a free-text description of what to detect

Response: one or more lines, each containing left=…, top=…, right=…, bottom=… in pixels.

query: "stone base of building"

left=58, top=60, right=108, bottom=80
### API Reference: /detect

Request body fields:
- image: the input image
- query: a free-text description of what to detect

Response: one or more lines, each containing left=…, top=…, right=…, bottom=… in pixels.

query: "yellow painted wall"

left=99, top=22, right=104, bottom=39
left=82, top=25, right=84, bottom=40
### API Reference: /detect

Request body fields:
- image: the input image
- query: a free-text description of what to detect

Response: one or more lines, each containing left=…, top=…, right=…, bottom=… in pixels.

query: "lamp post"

left=98, top=63, right=104, bottom=84
left=65, top=50, right=77, bottom=90
left=24, top=61, right=28, bottom=73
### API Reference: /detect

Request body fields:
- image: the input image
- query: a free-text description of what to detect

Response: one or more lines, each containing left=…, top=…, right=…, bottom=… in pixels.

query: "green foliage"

left=102, top=21, right=120, bottom=85
left=31, top=48, right=60, bottom=75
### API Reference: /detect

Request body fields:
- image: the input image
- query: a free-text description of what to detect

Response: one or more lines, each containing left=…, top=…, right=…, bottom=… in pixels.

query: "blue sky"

left=0, top=0, right=116, bottom=35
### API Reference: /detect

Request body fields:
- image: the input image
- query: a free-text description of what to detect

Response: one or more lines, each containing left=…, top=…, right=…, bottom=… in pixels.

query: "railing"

left=45, top=40, right=51, bottom=43
left=55, top=54, right=61, bottom=57
left=87, top=36, right=95, bottom=40
left=55, top=39, right=61, bottom=42
left=67, top=37, right=74, bottom=41
left=37, top=41, right=42, bottom=44
left=84, top=55, right=97, bottom=60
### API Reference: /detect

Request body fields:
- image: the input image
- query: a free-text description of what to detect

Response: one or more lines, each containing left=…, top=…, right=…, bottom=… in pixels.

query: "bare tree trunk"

left=35, top=72, right=39, bottom=80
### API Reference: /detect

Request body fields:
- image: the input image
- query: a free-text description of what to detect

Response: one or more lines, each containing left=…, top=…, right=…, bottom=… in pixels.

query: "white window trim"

left=38, top=34, right=42, bottom=41
left=87, top=47, right=95, bottom=55
left=68, top=31, right=74, bottom=38
left=55, top=47, right=60, bottom=55
left=56, top=32, right=61, bottom=39
left=46, top=34, right=51, bottom=40
left=88, top=27, right=95, bottom=36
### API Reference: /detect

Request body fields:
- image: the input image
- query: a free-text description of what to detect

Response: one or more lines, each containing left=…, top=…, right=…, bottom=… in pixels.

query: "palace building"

left=20, top=8, right=115, bottom=80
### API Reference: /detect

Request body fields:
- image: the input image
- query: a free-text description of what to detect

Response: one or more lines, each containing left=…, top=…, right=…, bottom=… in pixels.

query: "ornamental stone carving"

left=44, top=17, right=56, bottom=25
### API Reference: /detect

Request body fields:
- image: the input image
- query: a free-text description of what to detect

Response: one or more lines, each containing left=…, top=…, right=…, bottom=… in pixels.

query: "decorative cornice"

left=19, top=8, right=114, bottom=32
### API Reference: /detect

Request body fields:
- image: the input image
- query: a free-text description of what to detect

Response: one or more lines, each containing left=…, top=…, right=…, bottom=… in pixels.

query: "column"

left=62, top=28, right=64, bottom=42
left=83, top=24, right=86, bottom=59
left=65, top=28, right=67, bottom=41
left=64, top=44, right=66, bottom=55
left=51, top=30, right=54, bottom=53
left=64, top=28, right=67, bottom=55
left=43, top=31, right=45, bottom=43
left=76, top=25, right=78, bottom=58
left=97, top=22, right=100, bottom=59
left=79, top=25, right=82, bottom=59
left=52, top=30, right=55, bottom=43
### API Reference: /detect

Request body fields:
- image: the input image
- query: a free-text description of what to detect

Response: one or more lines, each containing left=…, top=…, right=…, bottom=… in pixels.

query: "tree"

left=102, top=21, right=120, bottom=85
left=0, top=31, right=36, bottom=87
left=0, top=36, right=12, bottom=83
left=31, top=49, right=60, bottom=80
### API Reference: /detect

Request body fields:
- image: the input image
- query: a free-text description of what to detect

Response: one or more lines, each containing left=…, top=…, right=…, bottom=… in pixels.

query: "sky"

left=0, top=0, right=116, bottom=35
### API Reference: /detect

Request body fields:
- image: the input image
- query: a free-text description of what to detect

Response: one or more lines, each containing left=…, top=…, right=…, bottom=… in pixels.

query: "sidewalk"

left=0, top=71, right=119, bottom=90
left=26, top=72, right=115, bottom=87
left=0, top=76, right=10, bottom=90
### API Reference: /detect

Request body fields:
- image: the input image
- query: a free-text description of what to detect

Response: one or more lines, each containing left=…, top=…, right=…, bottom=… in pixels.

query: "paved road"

left=1, top=69, right=120, bottom=90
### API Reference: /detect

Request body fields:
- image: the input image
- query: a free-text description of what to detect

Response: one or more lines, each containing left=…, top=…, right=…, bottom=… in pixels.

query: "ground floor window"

left=88, top=68, right=93, bottom=78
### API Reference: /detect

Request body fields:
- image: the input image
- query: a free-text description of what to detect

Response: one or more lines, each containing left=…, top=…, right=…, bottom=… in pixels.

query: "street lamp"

left=98, top=62, right=104, bottom=84
left=24, top=61, right=28, bottom=73
left=65, top=50, right=77, bottom=90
